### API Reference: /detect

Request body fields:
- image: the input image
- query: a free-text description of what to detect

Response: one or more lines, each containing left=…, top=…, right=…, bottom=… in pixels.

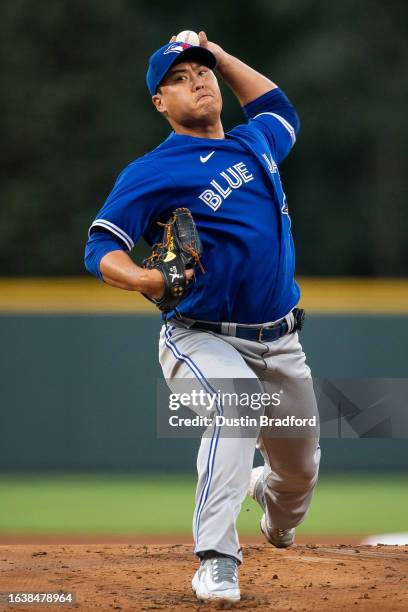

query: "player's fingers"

left=169, top=35, right=176, bottom=43
left=185, top=269, right=194, bottom=283
left=198, top=31, right=208, bottom=46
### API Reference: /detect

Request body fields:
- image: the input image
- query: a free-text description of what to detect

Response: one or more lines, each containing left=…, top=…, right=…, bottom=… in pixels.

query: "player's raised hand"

left=168, top=32, right=227, bottom=68
left=198, top=31, right=228, bottom=68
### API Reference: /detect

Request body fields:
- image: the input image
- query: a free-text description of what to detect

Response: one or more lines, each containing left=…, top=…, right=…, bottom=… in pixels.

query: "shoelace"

left=210, top=558, right=238, bottom=584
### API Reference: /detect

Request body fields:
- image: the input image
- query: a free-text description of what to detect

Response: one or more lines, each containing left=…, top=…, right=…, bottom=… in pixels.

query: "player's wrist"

left=139, top=268, right=165, bottom=300
left=214, top=51, right=234, bottom=75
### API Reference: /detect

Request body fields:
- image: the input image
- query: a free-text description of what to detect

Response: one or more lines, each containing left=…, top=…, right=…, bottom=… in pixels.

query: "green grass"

left=0, top=473, right=406, bottom=535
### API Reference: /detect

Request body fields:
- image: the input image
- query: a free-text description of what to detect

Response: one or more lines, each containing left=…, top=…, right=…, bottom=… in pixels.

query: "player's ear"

left=152, top=91, right=167, bottom=115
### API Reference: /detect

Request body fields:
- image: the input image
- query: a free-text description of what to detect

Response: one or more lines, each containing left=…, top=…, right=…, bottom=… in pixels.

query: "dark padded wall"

left=0, top=314, right=406, bottom=471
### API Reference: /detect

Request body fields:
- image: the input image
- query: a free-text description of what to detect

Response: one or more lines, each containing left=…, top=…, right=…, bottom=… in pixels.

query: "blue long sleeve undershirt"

left=84, top=230, right=126, bottom=279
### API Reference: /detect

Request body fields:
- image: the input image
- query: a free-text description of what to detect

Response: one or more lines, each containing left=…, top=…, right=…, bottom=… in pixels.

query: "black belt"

left=190, top=308, right=305, bottom=342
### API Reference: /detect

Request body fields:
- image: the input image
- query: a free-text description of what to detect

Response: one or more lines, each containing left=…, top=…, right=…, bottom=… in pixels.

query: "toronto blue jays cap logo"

left=163, top=42, right=191, bottom=55
left=146, top=41, right=217, bottom=96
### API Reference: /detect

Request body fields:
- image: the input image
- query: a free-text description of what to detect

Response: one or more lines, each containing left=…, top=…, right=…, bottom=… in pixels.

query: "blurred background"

left=0, top=0, right=407, bottom=543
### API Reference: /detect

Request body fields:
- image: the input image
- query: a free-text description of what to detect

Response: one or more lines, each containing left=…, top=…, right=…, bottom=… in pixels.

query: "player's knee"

left=297, top=462, right=319, bottom=485
left=268, top=459, right=319, bottom=488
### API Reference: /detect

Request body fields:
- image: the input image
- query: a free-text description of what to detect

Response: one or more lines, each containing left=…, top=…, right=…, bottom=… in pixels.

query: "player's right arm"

left=196, top=31, right=277, bottom=106
left=84, top=230, right=164, bottom=297
left=198, top=31, right=299, bottom=164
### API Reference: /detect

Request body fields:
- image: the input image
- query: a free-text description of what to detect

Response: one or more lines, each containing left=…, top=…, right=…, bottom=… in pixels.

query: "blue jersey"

left=86, top=88, right=301, bottom=324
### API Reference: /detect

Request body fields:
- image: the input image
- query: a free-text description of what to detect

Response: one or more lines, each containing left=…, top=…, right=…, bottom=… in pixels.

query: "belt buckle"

left=258, top=321, right=279, bottom=342
left=258, top=324, right=270, bottom=342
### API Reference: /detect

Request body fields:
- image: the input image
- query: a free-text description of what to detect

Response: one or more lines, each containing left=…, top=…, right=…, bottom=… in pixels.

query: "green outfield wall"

left=1, top=312, right=407, bottom=472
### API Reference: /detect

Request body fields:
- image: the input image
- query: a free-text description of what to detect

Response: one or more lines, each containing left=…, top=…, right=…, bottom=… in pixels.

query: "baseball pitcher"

left=85, top=31, right=321, bottom=604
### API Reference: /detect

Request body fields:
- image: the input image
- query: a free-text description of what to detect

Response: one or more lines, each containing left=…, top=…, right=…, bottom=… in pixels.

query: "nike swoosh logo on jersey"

left=200, top=151, right=215, bottom=163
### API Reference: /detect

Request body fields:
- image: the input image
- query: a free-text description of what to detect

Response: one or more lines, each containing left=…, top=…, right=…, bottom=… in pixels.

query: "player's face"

left=152, top=62, right=222, bottom=128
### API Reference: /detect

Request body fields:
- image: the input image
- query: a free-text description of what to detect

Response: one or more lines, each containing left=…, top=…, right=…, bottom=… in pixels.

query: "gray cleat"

left=192, top=556, right=240, bottom=603
left=248, top=466, right=295, bottom=548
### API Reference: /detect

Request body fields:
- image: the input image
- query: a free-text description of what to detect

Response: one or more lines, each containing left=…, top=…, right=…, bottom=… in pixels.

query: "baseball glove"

left=142, top=207, right=204, bottom=312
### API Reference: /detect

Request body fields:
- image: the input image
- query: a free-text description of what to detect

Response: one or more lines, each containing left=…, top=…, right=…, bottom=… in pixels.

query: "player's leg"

left=254, top=436, right=320, bottom=543
left=159, top=322, right=261, bottom=564
left=253, top=332, right=321, bottom=543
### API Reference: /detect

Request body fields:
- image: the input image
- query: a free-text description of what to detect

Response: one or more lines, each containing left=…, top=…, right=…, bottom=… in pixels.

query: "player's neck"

left=172, top=120, right=225, bottom=140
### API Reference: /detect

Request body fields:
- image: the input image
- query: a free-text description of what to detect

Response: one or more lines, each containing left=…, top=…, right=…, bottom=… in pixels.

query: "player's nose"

left=192, top=77, right=204, bottom=91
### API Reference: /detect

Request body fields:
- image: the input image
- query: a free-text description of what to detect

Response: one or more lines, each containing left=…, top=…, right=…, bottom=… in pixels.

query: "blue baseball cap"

left=146, top=41, right=217, bottom=96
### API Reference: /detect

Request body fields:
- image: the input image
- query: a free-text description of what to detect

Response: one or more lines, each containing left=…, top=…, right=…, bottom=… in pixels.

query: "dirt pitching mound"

left=0, top=543, right=407, bottom=611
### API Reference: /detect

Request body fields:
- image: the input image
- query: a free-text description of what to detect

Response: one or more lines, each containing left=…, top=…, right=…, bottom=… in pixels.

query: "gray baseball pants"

left=159, top=317, right=321, bottom=563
